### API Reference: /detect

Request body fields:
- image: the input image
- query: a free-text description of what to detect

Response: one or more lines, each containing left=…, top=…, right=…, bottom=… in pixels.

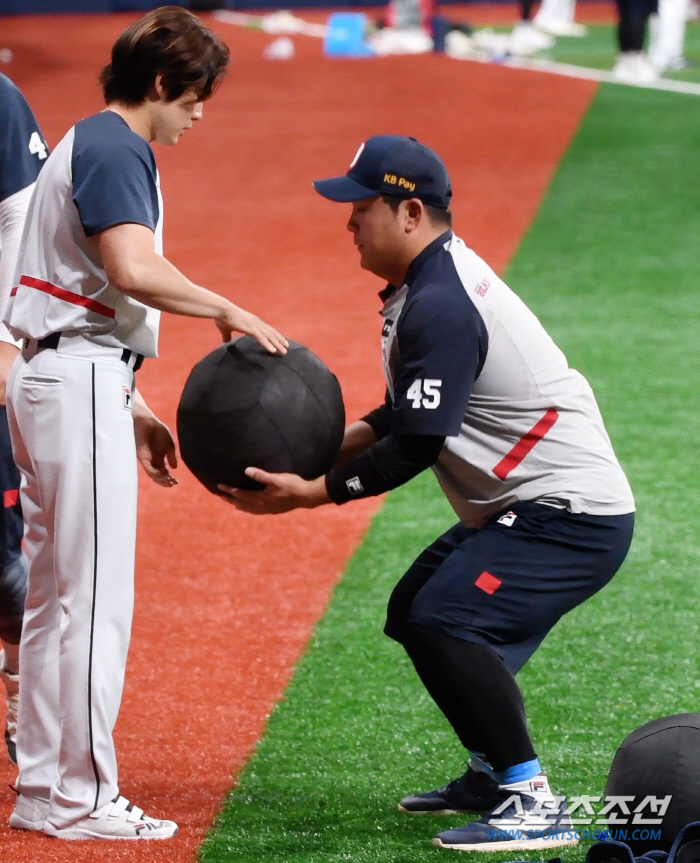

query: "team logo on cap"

left=349, top=143, right=364, bottom=168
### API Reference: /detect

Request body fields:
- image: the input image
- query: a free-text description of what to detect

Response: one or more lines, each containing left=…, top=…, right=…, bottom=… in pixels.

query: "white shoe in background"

left=612, top=51, right=660, bottom=83
left=472, top=28, right=513, bottom=60
left=535, top=18, right=588, bottom=36
left=445, top=30, right=475, bottom=58
left=665, top=54, right=694, bottom=68
left=508, top=22, right=556, bottom=56
left=368, top=26, right=433, bottom=55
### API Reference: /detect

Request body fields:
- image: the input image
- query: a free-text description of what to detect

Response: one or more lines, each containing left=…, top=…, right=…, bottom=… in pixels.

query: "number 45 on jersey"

left=407, top=378, right=442, bottom=409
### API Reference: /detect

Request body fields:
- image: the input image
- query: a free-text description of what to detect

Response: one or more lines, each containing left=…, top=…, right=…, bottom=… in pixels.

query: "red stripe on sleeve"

left=493, top=409, right=559, bottom=480
left=19, top=275, right=116, bottom=319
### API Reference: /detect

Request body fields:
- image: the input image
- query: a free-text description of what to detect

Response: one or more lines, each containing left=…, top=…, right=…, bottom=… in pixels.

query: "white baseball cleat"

left=534, top=19, right=588, bottom=37
left=612, top=51, right=659, bottom=83
left=445, top=30, right=475, bottom=59
left=508, top=22, right=556, bottom=56
left=0, top=649, right=19, bottom=764
left=9, top=793, right=49, bottom=831
left=43, top=795, right=179, bottom=840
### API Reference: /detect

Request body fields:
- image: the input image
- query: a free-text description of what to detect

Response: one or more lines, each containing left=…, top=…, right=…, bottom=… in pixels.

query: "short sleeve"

left=0, top=74, right=48, bottom=202
left=72, top=140, right=159, bottom=238
left=390, top=287, right=488, bottom=436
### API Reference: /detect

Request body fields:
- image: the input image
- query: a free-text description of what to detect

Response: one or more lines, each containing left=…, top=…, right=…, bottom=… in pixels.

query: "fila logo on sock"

left=346, top=476, right=364, bottom=495
left=123, top=386, right=132, bottom=411
left=497, top=511, right=517, bottom=526
left=530, top=779, right=546, bottom=792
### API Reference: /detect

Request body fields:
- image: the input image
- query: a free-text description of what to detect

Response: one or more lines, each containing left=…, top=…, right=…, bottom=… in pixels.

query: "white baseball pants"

left=7, top=336, right=138, bottom=829
left=533, top=0, right=577, bottom=28
left=649, top=0, right=690, bottom=67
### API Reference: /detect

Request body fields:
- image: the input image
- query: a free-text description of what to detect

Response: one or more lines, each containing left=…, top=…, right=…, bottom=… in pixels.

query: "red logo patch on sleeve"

left=475, top=571, right=501, bottom=595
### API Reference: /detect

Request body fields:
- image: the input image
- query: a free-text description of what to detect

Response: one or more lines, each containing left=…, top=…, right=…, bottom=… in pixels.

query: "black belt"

left=35, top=332, right=144, bottom=372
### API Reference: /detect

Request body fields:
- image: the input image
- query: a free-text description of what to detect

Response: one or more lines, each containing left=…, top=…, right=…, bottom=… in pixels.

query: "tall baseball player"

left=0, top=72, right=48, bottom=764
left=5, top=7, right=287, bottom=841
left=221, top=136, right=635, bottom=852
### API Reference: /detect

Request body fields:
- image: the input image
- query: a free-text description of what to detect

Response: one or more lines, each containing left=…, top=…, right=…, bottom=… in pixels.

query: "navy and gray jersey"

left=0, top=73, right=49, bottom=347
left=378, top=231, right=634, bottom=527
left=0, top=72, right=48, bottom=203
left=5, top=110, right=162, bottom=357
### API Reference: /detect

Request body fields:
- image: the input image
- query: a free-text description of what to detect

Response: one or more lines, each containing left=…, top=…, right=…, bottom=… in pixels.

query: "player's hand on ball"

left=218, top=468, right=329, bottom=513
left=216, top=303, right=288, bottom=355
left=134, top=414, right=178, bottom=488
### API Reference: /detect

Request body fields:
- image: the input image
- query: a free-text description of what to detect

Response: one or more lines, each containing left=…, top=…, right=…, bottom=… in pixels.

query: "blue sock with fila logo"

left=494, top=759, right=556, bottom=802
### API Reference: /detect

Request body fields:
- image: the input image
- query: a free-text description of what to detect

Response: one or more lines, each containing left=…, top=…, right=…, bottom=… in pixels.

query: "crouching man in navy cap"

left=220, top=135, right=635, bottom=853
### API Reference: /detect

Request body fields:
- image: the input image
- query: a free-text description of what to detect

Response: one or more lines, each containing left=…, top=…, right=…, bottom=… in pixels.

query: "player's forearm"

left=326, top=433, right=445, bottom=504
left=131, top=388, right=154, bottom=420
left=334, top=420, right=378, bottom=466
left=110, top=251, right=231, bottom=320
left=100, top=224, right=287, bottom=354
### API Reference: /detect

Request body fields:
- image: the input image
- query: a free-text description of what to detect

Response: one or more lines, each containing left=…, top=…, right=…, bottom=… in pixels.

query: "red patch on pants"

left=3, top=489, right=18, bottom=508
left=475, top=571, right=501, bottom=595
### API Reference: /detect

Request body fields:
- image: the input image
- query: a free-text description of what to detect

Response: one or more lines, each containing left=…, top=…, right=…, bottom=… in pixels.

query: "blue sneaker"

left=433, top=791, right=579, bottom=852
left=399, top=767, right=502, bottom=815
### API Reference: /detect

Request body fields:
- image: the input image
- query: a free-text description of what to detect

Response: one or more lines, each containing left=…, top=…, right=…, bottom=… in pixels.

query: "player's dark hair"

left=381, top=195, right=453, bottom=229
left=100, top=6, right=230, bottom=106
left=425, top=205, right=453, bottom=229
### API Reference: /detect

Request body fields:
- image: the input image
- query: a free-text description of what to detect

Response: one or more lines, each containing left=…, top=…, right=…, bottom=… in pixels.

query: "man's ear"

left=404, top=198, right=424, bottom=232
left=153, top=73, right=166, bottom=100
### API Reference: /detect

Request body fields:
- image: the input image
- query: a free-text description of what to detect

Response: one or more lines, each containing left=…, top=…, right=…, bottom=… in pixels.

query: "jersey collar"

left=377, top=230, right=453, bottom=303
left=404, top=230, right=453, bottom=287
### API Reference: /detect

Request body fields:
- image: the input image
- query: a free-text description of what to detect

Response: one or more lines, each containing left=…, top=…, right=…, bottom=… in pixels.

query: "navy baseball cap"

left=313, top=135, right=452, bottom=209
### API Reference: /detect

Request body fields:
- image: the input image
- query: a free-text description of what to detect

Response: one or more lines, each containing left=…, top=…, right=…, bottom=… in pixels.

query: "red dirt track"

left=0, top=9, right=597, bottom=861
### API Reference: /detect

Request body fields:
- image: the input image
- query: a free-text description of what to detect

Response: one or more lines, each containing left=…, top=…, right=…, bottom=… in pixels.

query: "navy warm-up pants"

left=385, top=501, right=634, bottom=772
left=616, top=0, right=658, bottom=51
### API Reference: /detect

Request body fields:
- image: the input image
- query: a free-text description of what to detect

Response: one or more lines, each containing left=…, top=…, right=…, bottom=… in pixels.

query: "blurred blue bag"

left=324, top=13, right=374, bottom=58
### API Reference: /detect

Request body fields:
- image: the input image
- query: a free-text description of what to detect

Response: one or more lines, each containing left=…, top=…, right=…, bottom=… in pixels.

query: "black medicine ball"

left=606, top=714, right=700, bottom=853
left=177, top=336, right=345, bottom=494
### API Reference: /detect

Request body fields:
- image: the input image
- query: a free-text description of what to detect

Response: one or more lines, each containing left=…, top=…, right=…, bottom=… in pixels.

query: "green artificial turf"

left=200, top=84, right=700, bottom=863
left=544, top=22, right=700, bottom=82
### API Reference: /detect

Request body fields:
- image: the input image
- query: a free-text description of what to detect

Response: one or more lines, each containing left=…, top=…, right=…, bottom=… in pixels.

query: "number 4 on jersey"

left=407, top=378, right=442, bottom=409
left=29, top=131, right=48, bottom=161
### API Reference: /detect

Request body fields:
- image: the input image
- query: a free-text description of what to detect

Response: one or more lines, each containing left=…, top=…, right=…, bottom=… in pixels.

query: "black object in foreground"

left=606, top=714, right=700, bottom=854
left=177, top=336, right=345, bottom=494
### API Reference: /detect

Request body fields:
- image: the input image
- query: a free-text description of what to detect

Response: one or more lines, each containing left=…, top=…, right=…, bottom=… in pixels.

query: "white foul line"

left=453, top=52, right=700, bottom=96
